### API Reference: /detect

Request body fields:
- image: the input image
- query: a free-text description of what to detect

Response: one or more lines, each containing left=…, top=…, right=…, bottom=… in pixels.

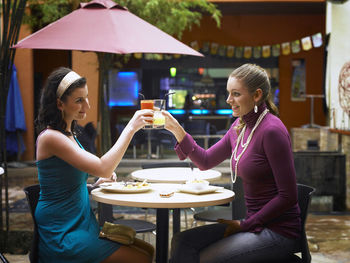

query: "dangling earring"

left=254, top=104, right=258, bottom=113
left=61, top=110, right=65, bottom=120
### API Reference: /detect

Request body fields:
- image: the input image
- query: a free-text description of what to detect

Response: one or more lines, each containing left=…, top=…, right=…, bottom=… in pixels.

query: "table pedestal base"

left=156, top=209, right=169, bottom=263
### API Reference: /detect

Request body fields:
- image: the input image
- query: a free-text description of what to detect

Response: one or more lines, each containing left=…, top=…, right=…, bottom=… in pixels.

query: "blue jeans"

left=170, top=223, right=298, bottom=263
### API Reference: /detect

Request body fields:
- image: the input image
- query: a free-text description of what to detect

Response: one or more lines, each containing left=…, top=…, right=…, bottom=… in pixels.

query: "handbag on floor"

left=99, top=221, right=136, bottom=245
left=99, top=222, right=154, bottom=259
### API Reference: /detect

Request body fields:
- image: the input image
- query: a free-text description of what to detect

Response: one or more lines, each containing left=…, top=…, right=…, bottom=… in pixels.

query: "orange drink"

left=140, top=100, right=154, bottom=110
left=141, top=100, right=154, bottom=129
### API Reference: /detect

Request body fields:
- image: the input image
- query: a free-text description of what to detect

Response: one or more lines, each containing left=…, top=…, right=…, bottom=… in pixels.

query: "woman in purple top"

left=163, top=64, right=301, bottom=263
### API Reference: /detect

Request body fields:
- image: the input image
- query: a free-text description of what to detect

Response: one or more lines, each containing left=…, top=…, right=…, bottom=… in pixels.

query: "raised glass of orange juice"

left=141, top=100, right=154, bottom=129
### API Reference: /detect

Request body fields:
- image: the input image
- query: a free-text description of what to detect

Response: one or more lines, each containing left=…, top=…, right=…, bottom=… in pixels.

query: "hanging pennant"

left=291, top=40, right=301, bottom=54
left=312, top=32, right=323, bottom=48
left=301, top=36, right=312, bottom=51
left=281, top=42, right=291, bottom=55
left=173, top=54, right=181, bottom=59
left=235, top=47, right=243, bottom=58
left=210, top=43, right=219, bottom=55
left=144, top=53, right=153, bottom=60
left=244, top=46, right=252, bottom=59
left=190, top=41, right=200, bottom=51
left=155, top=54, right=163, bottom=60
left=272, top=44, right=280, bottom=57
left=202, top=42, right=210, bottom=53
left=218, top=45, right=226, bottom=56
left=164, top=54, right=173, bottom=60
left=134, top=53, right=142, bottom=59
left=227, top=45, right=235, bottom=58
left=253, top=46, right=262, bottom=58
left=262, top=45, right=271, bottom=58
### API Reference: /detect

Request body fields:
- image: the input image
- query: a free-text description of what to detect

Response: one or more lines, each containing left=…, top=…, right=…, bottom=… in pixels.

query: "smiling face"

left=58, top=85, right=90, bottom=123
left=226, top=77, right=256, bottom=117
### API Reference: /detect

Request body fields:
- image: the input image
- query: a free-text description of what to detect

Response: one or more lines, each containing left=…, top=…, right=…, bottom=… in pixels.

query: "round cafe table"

left=91, top=183, right=234, bottom=263
left=131, top=167, right=221, bottom=183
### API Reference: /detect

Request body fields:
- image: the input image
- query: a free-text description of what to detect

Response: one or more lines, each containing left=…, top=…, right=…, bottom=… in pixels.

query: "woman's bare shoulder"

left=38, top=129, right=66, bottom=144
left=37, top=129, right=71, bottom=160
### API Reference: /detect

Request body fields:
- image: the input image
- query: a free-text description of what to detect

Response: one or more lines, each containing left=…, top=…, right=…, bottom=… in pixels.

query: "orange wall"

left=72, top=51, right=99, bottom=128
left=181, top=14, right=326, bottom=131
left=14, top=24, right=34, bottom=161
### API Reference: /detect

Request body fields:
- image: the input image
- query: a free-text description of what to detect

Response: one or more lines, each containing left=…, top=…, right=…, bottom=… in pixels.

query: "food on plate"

left=100, top=181, right=150, bottom=190
left=185, top=179, right=209, bottom=190
left=159, top=191, right=174, bottom=198
left=123, top=181, right=150, bottom=189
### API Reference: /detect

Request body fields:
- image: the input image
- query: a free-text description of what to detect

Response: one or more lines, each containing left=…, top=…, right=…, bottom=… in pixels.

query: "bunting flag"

left=262, top=45, right=271, bottom=58
left=243, top=46, right=252, bottom=59
left=272, top=44, right=280, bottom=57
left=218, top=45, right=226, bottom=56
left=301, top=36, right=312, bottom=51
left=135, top=32, right=323, bottom=60
left=235, top=47, right=243, bottom=58
left=202, top=42, right=210, bottom=53
left=210, top=43, right=219, bottom=55
left=253, top=46, right=261, bottom=59
left=312, top=33, right=323, bottom=48
left=227, top=45, right=235, bottom=58
left=190, top=40, right=199, bottom=51
left=291, top=40, right=301, bottom=54
left=282, top=42, right=291, bottom=55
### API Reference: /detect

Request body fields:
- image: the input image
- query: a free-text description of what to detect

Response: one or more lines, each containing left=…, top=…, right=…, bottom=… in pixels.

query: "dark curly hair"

left=35, top=67, right=87, bottom=136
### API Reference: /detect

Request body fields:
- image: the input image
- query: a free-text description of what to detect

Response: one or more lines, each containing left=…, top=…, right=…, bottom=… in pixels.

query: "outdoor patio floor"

left=2, top=155, right=350, bottom=262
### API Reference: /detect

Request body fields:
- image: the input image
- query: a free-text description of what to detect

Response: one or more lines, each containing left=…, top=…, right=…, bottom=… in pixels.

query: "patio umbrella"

left=13, top=0, right=203, bottom=154
left=12, top=0, right=203, bottom=56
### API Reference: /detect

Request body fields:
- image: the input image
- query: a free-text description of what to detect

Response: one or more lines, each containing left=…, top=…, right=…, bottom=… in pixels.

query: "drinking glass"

left=140, top=99, right=165, bottom=129
left=141, top=100, right=154, bottom=129
left=153, top=99, right=165, bottom=129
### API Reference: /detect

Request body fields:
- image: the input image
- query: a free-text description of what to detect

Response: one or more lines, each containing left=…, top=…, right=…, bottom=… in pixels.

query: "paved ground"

left=2, top=156, right=350, bottom=262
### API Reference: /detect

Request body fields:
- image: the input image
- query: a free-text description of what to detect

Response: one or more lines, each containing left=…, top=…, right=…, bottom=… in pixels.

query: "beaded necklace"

left=230, top=108, right=269, bottom=183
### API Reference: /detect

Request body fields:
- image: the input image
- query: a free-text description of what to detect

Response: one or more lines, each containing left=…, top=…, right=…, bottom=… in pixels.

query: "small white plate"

left=178, top=185, right=223, bottom=195
left=100, top=183, right=151, bottom=193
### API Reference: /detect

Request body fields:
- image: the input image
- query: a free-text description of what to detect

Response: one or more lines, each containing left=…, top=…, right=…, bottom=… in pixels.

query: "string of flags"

left=134, top=32, right=323, bottom=60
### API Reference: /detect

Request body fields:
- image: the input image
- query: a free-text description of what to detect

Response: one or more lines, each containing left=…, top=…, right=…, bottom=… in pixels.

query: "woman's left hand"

left=217, top=219, right=241, bottom=237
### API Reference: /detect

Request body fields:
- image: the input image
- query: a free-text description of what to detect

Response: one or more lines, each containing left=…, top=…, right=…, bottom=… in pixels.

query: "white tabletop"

left=91, top=183, right=234, bottom=209
left=131, top=167, right=221, bottom=183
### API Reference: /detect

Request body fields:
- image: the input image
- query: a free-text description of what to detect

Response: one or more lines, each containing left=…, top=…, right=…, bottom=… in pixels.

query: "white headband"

left=56, top=71, right=82, bottom=99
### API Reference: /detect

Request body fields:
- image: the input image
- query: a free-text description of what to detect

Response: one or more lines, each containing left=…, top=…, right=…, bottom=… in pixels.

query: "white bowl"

left=185, top=179, right=209, bottom=190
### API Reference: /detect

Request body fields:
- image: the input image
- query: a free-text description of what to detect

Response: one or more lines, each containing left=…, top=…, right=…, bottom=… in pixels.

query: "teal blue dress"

left=35, top=137, right=120, bottom=263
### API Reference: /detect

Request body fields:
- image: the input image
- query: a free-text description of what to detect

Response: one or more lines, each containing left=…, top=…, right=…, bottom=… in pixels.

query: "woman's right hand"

left=127, top=109, right=154, bottom=132
left=217, top=219, right=242, bottom=237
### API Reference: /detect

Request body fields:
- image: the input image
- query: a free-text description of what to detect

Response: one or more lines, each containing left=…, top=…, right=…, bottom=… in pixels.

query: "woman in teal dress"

left=35, top=67, right=153, bottom=263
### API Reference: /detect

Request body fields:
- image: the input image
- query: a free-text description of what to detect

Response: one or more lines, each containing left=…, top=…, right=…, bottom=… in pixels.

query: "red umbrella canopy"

left=13, top=0, right=203, bottom=56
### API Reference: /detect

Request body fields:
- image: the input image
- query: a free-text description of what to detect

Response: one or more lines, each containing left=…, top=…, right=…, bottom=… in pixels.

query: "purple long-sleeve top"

left=175, top=103, right=301, bottom=239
